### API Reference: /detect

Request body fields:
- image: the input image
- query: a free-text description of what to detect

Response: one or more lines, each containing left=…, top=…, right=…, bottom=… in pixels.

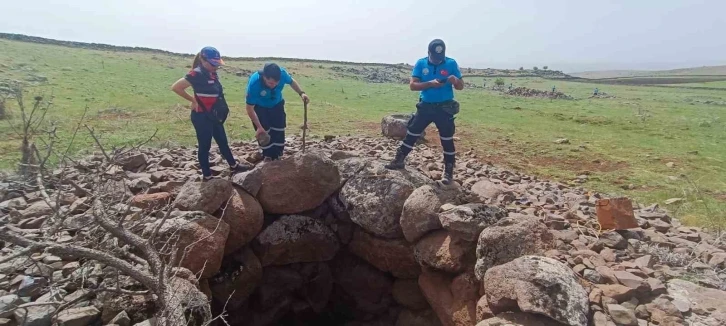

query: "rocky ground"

left=505, top=87, right=574, bottom=100
left=329, top=66, right=409, bottom=84
left=0, top=131, right=725, bottom=326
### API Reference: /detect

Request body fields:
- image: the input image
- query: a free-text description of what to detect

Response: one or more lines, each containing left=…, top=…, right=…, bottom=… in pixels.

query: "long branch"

left=0, top=228, right=158, bottom=291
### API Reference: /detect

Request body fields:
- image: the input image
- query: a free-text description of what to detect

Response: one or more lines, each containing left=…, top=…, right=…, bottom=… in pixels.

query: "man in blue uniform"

left=385, top=39, right=464, bottom=185
left=245, top=63, right=310, bottom=160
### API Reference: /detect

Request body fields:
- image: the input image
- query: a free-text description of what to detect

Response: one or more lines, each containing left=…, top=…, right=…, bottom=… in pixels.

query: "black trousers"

left=191, top=111, right=236, bottom=177
left=398, top=101, right=456, bottom=164
left=252, top=100, right=286, bottom=159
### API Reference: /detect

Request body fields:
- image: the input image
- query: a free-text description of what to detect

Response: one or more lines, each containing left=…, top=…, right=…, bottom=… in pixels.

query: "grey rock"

left=475, top=215, right=554, bottom=280
left=484, top=256, right=589, bottom=326
left=257, top=152, right=341, bottom=214
left=173, top=179, right=233, bottom=214
left=56, top=306, right=100, bottom=326
left=400, top=184, right=461, bottom=242
left=438, top=203, right=506, bottom=242
left=230, top=167, right=263, bottom=197
left=341, top=160, right=431, bottom=238
left=109, top=311, right=131, bottom=326
left=597, top=231, right=628, bottom=250
left=0, top=294, right=23, bottom=318
left=253, top=215, right=340, bottom=266
left=607, top=304, right=638, bottom=326
left=14, top=303, right=55, bottom=326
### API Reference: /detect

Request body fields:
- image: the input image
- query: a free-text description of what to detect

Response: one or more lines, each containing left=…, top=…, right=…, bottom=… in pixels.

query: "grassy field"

left=571, top=65, right=726, bottom=79
left=1, top=39, right=725, bottom=229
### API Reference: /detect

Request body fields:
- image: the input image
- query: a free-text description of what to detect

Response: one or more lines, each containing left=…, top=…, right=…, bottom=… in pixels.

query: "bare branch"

left=84, top=124, right=111, bottom=162
left=0, top=227, right=158, bottom=290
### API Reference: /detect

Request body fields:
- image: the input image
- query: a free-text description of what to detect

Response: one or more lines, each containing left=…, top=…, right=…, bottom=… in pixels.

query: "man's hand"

left=301, top=93, right=310, bottom=104
left=428, top=80, right=446, bottom=88
left=190, top=100, right=199, bottom=112
left=447, top=75, right=459, bottom=84
left=255, top=128, right=267, bottom=138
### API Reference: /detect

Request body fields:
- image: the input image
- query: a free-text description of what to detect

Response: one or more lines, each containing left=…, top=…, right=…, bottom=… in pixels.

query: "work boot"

left=385, top=150, right=406, bottom=170
left=442, top=163, right=454, bottom=185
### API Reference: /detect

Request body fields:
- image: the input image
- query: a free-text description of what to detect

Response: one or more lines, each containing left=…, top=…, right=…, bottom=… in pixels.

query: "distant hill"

left=571, top=65, right=726, bottom=79
left=0, top=33, right=575, bottom=79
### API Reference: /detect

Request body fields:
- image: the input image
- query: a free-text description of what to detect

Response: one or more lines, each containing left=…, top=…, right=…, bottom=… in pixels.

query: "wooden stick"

left=302, top=100, right=308, bottom=153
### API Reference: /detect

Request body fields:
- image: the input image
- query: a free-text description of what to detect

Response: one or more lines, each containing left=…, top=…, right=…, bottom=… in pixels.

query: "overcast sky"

left=2, top=0, right=725, bottom=72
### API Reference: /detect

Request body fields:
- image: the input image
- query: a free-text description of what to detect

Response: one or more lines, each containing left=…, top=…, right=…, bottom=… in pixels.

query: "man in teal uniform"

left=244, top=63, right=310, bottom=160
left=385, top=39, right=464, bottom=185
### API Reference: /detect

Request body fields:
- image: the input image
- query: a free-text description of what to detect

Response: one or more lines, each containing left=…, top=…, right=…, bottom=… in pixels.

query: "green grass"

left=1, top=39, right=725, bottom=229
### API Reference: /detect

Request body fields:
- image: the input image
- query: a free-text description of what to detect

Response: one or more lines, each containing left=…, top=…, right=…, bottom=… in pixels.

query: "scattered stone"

left=476, top=311, right=564, bottom=326
left=129, top=192, right=171, bottom=210
left=597, top=231, right=628, bottom=250
left=56, top=306, right=100, bottom=326
left=13, top=303, right=55, bottom=326
left=607, top=304, right=638, bottom=326
left=595, top=284, right=636, bottom=302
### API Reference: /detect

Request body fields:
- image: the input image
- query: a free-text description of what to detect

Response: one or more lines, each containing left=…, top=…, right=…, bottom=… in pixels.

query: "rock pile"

left=329, top=66, right=409, bottom=84
left=1, top=135, right=725, bottom=326
left=506, top=87, right=573, bottom=100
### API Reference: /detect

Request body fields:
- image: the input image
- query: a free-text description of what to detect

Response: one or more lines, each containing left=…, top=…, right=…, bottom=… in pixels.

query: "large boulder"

left=149, top=211, right=229, bottom=278
left=341, top=160, right=432, bottom=238
left=484, top=256, right=589, bottom=326
left=253, top=215, right=340, bottom=266
left=438, top=204, right=506, bottom=242
left=475, top=215, right=554, bottom=280
left=219, top=188, right=264, bottom=255
left=209, top=247, right=263, bottom=309
left=414, top=231, right=476, bottom=274
left=348, top=229, right=421, bottom=279
left=401, top=184, right=462, bottom=243
left=381, top=114, right=425, bottom=140
left=174, top=179, right=233, bottom=214
left=256, top=152, right=341, bottom=214
left=418, top=269, right=478, bottom=326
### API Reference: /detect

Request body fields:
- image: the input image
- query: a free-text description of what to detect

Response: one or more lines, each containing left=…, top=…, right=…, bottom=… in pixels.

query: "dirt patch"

left=527, top=155, right=629, bottom=173
left=97, top=107, right=131, bottom=120
left=715, top=193, right=726, bottom=202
